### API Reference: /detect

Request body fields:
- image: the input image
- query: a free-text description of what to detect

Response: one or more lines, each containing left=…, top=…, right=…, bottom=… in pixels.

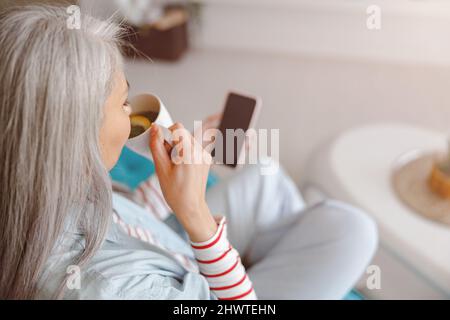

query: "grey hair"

left=0, top=4, right=125, bottom=299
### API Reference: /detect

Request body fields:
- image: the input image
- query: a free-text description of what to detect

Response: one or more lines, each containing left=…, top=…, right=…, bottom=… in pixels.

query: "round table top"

left=328, top=123, right=450, bottom=292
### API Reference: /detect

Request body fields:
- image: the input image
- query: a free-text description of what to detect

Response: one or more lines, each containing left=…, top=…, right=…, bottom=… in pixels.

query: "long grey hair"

left=0, top=4, right=124, bottom=299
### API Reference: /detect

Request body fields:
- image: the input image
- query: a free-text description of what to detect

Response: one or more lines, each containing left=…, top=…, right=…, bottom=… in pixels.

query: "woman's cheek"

left=109, top=113, right=130, bottom=160
left=122, top=113, right=131, bottom=145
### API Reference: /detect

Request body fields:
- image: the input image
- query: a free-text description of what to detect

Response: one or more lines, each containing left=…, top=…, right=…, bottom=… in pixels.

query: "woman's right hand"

left=149, top=123, right=218, bottom=243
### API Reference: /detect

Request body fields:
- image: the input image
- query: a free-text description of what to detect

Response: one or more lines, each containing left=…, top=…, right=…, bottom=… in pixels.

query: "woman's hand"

left=193, top=113, right=222, bottom=149
left=193, top=112, right=256, bottom=154
left=149, top=123, right=218, bottom=242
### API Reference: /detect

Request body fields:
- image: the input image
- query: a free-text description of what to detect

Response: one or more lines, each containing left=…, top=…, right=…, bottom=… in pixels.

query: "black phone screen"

left=213, top=93, right=257, bottom=167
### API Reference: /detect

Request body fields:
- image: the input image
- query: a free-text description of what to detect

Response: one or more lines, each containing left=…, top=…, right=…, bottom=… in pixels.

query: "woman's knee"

left=315, top=199, right=379, bottom=262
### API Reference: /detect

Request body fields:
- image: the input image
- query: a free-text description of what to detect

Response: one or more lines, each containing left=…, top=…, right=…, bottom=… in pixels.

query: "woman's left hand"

left=193, top=112, right=256, bottom=154
left=193, top=113, right=222, bottom=149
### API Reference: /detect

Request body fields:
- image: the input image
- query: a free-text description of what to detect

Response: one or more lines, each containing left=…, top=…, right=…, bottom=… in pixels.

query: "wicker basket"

left=122, top=7, right=189, bottom=62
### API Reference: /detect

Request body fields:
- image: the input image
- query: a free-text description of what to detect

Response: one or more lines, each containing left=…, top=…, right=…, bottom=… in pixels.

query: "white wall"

left=80, top=0, right=450, bottom=65
left=195, top=0, right=450, bottom=66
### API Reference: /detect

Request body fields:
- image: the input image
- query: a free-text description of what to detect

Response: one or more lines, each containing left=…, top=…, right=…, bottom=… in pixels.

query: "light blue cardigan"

left=39, top=192, right=217, bottom=300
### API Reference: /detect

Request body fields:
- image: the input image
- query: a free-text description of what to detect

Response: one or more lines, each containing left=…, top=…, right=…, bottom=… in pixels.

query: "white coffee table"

left=303, top=123, right=450, bottom=299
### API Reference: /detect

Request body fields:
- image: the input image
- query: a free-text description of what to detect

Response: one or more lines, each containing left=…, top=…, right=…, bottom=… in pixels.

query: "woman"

left=0, top=5, right=377, bottom=300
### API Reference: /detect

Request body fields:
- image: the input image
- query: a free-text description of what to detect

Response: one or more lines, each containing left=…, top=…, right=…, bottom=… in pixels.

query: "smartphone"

left=213, top=91, right=262, bottom=167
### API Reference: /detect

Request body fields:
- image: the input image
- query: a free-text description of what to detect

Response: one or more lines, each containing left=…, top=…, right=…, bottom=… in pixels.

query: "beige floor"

left=125, top=47, right=450, bottom=183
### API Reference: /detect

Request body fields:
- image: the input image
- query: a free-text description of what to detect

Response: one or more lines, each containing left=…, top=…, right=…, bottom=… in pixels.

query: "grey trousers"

left=205, top=163, right=378, bottom=300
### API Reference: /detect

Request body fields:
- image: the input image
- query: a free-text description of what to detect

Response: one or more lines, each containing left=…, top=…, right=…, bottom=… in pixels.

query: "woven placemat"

left=392, top=152, right=450, bottom=226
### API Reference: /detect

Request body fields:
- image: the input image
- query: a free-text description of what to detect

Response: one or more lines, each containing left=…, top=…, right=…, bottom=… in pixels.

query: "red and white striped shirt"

left=113, top=176, right=257, bottom=300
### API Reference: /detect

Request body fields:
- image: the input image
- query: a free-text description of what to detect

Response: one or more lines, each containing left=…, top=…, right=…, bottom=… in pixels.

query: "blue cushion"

left=110, top=146, right=364, bottom=300
left=110, top=147, right=155, bottom=190
left=344, top=289, right=364, bottom=300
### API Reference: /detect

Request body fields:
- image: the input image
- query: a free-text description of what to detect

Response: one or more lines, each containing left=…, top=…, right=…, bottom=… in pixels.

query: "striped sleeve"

left=190, top=216, right=257, bottom=300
